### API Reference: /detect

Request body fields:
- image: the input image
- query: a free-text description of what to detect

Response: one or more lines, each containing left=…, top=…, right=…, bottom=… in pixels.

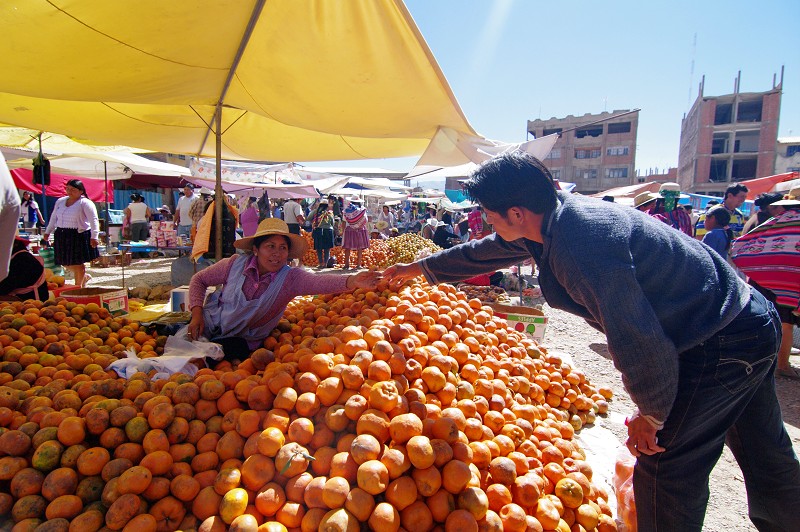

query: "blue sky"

left=302, top=0, right=799, bottom=187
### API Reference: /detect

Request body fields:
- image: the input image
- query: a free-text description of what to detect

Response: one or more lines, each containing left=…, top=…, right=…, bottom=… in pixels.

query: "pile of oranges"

left=300, top=231, right=397, bottom=270
left=0, top=279, right=616, bottom=531
left=300, top=231, right=442, bottom=270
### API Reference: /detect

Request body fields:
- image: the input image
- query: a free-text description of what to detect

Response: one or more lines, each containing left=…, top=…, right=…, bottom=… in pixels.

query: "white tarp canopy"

left=190, top=158, right=293, bottom=184
left=406, top=127, right=560, bottom=178
left=185, top=175, right=320, bottom=199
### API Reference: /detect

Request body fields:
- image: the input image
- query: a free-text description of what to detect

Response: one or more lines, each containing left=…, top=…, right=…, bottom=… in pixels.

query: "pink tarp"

left=11, top=168, right=112, bottom=202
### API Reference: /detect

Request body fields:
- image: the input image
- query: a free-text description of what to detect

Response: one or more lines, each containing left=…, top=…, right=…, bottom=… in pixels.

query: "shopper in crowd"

left=124, top=193, right=151, bottom=241
left=187, top=218, right=379, bottom=361
left=384, top=152, right=800, bottom=532
left=311, top=200, right=335, bottom=268
left=0, top=236, right=47, bottom=301
left=173, top=184, right=196, bottom=238
left=651, top=182, right=693, bottom=237
left=272, top=199, right=283, bottom=220
left=43, top=179, right=99, bottom=288
left=742, top=191, right=784, bottom=234
left=239, top=197, right=260, bottom=238
left=157, top=205, right=173, bottom=222
left=467, top=205, right=488, bottom=239
left=431, top=219, right=459, bottom=249
left=732, top=188, right=800, bottom=381
left=192, top=192, right=239, bottom=261
left=695, top=183, right=749, bottom=239
left=633, top=191, right=660, bottom=213
left=282, top=197, right=305, bottom=235
left=188, top=187, right=213, bottom=239
left=700, top=206, right=733, bottom=257
left=342, top=196, right=369, bottom=270
left=20, top=191, right=45, bottom=230
left=376, top=204, right=396, bottom=237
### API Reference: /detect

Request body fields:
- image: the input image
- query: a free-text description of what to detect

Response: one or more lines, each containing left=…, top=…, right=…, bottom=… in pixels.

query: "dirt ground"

left=542, top=303, right=800, bottom=532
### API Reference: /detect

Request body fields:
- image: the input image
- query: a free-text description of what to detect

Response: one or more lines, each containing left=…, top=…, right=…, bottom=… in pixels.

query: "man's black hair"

left=724, top=183, right=749, bottom=199
left=462, top=152, right=558, bottom=216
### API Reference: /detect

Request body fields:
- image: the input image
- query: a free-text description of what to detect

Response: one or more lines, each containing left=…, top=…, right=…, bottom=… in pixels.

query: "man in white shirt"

left=174, top=185, right=196, bottom=238
left=0, top=152, right=21, bottom=281
left=283, top=198, right=305, bottom=235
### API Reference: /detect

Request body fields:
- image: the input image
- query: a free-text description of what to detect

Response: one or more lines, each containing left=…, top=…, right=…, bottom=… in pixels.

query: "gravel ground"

left=82, top=256, right=800, bottom=530
left=542, top=303, right=800, bottom=532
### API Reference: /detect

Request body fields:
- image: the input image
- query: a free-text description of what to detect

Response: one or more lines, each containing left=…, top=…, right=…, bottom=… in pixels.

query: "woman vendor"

left=186, top=218, right=380, bottom=360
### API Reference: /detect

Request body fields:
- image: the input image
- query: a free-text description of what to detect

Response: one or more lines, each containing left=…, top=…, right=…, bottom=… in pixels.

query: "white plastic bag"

left=108, top=326, right=225, bottom=380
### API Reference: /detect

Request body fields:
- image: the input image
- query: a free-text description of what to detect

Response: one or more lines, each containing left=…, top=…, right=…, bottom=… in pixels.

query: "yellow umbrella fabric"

left=0, top=0, right=475, bottom=162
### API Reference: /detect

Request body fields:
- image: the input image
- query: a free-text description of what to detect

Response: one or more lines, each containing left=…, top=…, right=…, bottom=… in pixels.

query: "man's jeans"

left=634, top=288, right=800, bottom=531
left=177, top=224, right=192, bottom=238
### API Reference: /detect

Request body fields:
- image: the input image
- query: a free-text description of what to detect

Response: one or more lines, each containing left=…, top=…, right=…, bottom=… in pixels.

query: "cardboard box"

left=61, top=287, right=129, bottom=315
left=488, top=303, right=548, bottom=343
left=170, top=286, right=190, bottom=312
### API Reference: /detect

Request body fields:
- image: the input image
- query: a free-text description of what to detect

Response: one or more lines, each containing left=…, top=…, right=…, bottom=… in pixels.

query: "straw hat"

left=198, top=187, right=213, bottom=195
left=233, top=218, right=309, bottom=258
left=772, top=187, right=800, bottom=207
left=348, top=195, right=363, bottom=203
left=633, top=192, right=661, bottom=208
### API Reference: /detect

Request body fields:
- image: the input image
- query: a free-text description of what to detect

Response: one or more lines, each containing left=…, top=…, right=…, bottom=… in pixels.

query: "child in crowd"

left=701, top=206, right=733, bottom=257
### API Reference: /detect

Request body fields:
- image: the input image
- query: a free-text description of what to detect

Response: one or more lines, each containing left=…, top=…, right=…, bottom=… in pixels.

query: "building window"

left=605, top=167, right=629, bottom=178
left=714, top=103, right=733, bottom=125
left=712, top=133, right=730, bottom=154
left=575, top=126, right=603, bottom=138
left=607, top=122, right=631, bottom=134
left=543, top=128, right=562, bottom=136
left=732, top=157, right=758, bottom=181
left=734, top=130, right=760, bottom=153
left=550, top=169, right=561, bottom=180
left=606, top=146, right=629, bottom=156
left=575, top=168, right=598, bottom=179
left=786, top=145, right=800, bottom=157
left=544, top=149, right=562, bottom=160
left=709, top=159, right=728, bottom=182
left=575, top=148, right=601, bottom=159
left=737, top=98, right=762, bottom=123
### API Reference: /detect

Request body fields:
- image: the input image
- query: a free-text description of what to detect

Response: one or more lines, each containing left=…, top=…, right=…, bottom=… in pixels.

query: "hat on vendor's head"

left=159, top=204, right=171, bottom=212
left=347, top=196, right=363, bottom=203
left=633, top=192, right=661, bottom=209
left=658, top=182, right=689, bottom=199
left=233, top=218, right=309, bottom=258
left=772, top=187, right=800, bottom=207
left=198, top=187, right=214, bottom=196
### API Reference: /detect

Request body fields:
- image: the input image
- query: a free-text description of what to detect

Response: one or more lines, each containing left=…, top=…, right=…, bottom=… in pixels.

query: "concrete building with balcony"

left=775, top=137, right=800, bottom=174
left=677, top=72, right=782, bottom=196
left=527, top=110, right=639, bottom=194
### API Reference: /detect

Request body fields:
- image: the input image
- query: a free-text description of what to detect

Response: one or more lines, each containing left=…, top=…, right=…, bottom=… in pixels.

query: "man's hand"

left=625, top=411, right=666, bottom=457
left=383, top=262, right=423, bottom=289
left=90, top=238, right=98, bottom=248
left=347, top=270, right=382, bottom=290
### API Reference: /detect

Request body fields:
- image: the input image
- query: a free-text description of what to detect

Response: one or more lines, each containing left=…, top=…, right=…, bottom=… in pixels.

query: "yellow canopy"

left=0, top=0, right=475, bottom=162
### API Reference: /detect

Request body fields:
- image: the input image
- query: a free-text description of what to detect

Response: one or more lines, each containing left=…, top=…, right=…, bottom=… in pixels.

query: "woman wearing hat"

left=651, top=183, right=693, bottom=237
left=342, top=197, right=369, bottom=269
left=310, top=200, right=335, bottom=268
left=186, top=218, right=379, bottom=360
left=732, top=188, right=800, bottom=379
left=42, top=179, right=99, bottom=287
